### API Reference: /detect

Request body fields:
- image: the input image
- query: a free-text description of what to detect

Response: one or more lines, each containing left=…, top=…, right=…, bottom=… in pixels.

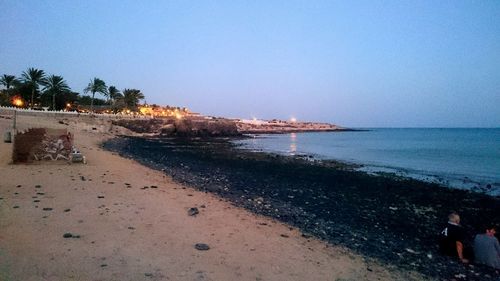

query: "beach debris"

left=80, top=176, right=86, bottom=181
left=405, top=248, right=418, bottom=254
left=194, top=243, right=210, bottom=251
left=64, top=208, right=71, bottom=212
left=97, top=195, right=105, bottom=199
left=150, top=185, right=158, bottom=189
left=42, top=207, right=53, bottom=211
left=33, top=200, right=40, bottom=203
left=35, top=185, right=41, bottom=188
left=280, top=234, right=290, bottom=238
left=63, top=233, right=73, bottom=238
left=3, top=130, right=12, bottom=143
left=13, top=205, right=19, bottom=209
left=70, top=147, right=86, bottom=164
left=188, top=207, right=199, bottom=216
left=128, top=226, right=135, bottom=230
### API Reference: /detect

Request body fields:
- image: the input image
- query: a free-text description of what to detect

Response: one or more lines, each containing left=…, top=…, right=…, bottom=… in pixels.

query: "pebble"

left=194, top=243, right=210, bottom=251
left=188, top=207, right=199, bottom=216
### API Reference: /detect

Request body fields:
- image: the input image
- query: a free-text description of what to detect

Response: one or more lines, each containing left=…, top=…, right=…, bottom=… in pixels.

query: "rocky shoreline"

left=103, top=136, right=500, bottom=280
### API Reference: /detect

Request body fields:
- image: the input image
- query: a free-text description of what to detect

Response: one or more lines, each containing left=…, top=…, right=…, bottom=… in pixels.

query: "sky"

left=1, top=1, right=499, bottom=127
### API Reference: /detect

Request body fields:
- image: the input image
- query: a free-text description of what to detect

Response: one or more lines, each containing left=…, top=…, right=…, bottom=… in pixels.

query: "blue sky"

left=1, top=1, right=499, bottom=127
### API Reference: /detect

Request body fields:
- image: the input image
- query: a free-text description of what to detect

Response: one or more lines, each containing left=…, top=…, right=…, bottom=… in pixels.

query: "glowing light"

left=175, top=112, right=182, bottom=119
left=290, top=117, right=297, bottom=123
left=66, top=103, right=71, bottom=107
left=12, top=97, right=24, bottom=107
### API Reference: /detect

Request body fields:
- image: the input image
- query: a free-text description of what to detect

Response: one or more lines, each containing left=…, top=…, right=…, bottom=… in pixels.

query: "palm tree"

left=0, top=74, right=18, bottom=89
left=123, top=88, right=145, bottom=109
left=43, top=75, right=70, bottom=110
left=21, top=68, right=46, bottom=108
left=84, top=78, right=107, bottom=112
left=108, top=86, right=121, bottom=105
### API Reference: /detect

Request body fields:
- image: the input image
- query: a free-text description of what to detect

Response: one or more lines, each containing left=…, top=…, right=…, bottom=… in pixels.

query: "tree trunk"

left=90, top=91, right=95, bottom=113
left=31, top=88, right=35, bottom=109
left=52, top=93, right=56, bottom=111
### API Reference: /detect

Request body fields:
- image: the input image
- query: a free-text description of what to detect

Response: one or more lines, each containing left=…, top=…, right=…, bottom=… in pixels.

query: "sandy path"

left=0, top=114, right=425, bottom=281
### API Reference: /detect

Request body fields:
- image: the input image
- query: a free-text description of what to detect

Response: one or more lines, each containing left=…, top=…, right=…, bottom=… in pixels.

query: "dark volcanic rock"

left=187, top=207, right=199, bottom=216
left=112, top=118, right=241, bottom=137
left=194, top=243, right=210, bottom=251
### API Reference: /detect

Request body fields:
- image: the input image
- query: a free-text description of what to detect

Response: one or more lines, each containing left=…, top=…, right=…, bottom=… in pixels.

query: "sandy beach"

left=0, top=114, right=426, bottom=281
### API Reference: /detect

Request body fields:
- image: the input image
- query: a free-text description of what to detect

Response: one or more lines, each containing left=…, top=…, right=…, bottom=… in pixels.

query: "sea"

left=233, top=128, right=500, bottom=196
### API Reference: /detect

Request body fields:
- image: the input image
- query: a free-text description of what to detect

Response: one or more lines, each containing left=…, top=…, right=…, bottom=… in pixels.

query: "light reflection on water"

left=289, top=133, right=297, bottom=153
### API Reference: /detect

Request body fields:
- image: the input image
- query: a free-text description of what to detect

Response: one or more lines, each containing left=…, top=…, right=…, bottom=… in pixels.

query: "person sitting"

left=439, top=212, right=469, bottom=263
left=473, top=224, right=500, bottom=269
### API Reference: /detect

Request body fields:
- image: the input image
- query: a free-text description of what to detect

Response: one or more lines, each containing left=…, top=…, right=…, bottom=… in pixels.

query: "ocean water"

left=233, top=128, right=500, bottom=195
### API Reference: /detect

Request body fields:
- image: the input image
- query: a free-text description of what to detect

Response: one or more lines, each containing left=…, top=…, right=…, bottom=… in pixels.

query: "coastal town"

left=0, top=70, right=350, bottom=136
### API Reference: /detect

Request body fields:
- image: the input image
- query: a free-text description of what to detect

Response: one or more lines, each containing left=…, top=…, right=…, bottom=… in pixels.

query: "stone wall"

left=13, top=128, right=73, bottom=163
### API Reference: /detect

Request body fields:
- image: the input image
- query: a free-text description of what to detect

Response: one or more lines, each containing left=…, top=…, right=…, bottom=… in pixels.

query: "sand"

left=0, top=113, right=426, bottom=281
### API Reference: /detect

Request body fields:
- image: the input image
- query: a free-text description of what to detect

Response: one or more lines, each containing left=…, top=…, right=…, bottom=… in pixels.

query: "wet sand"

left=0, top=114, right=424, bottom=281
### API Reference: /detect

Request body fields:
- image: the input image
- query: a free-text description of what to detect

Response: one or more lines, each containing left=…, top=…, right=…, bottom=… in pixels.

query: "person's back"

left=473, top=226, right=500, bottom=269
left=440, top=222, right=466, bottom=256
left=439, top=212, right=469, bottom=263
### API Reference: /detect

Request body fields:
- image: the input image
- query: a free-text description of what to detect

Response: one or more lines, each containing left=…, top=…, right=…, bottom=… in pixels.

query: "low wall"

left=0, top=106, right=151, bottom=120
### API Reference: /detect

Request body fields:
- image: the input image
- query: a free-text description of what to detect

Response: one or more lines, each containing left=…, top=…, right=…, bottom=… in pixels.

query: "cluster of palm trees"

left=0, top=68, right=145, bottom=113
